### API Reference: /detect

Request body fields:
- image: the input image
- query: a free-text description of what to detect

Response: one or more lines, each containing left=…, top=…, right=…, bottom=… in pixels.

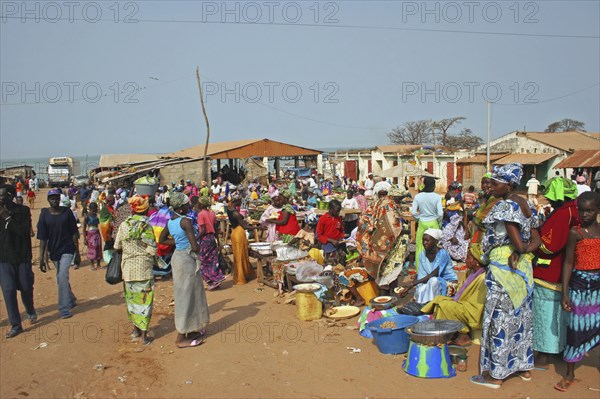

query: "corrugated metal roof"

left=554, top=150, right=600, bottom=168
left=456, top=153, right=508, bottom=164
left=494, top=153, right=557, bottom=165
left=166, top=138, right=321, bottom=159
left=99, top=154, right=162, bottom=168
left=520, top=131, right=600, bottom=152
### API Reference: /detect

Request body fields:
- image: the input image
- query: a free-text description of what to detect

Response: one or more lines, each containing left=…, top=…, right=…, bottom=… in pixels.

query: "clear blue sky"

left=1, top=0, right=599, bottom=159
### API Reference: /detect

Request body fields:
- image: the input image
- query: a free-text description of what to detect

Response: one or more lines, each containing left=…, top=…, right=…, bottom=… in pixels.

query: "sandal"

left=554, top=378, right=577, bottom=392
left=176, top=338, right=205, bottom=349
left=518, top=372, right=532, bottom=382
left=470, top=375, right=502, bottom=390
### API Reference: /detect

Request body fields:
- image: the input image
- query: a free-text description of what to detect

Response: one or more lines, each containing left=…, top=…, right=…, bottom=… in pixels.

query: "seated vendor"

left=420, top=244, right=486, bottom=346
left=441, top=209, right=468, bottom=262
left=288, top=213, right=318, bottom=251
left=397, top=228, right=458, bottom=304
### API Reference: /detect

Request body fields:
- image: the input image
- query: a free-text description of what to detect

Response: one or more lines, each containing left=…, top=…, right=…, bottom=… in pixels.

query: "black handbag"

left=218, top=250, right=233, bottom=275
left=105, top=252, right=123, bottom=285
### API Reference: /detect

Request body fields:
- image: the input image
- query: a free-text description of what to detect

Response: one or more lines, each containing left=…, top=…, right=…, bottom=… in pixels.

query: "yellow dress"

left=230, top=226, right=253, bottom=284
left=421, top=270, right=486, bottom=333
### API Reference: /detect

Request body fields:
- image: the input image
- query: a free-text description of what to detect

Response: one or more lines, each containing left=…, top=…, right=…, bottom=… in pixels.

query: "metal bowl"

left=369, top=296, right=398, bottom=310
left=406, top=320, right=464, bottom=345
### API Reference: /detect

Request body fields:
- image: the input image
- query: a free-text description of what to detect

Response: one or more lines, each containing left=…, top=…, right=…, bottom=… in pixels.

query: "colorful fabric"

left=112, top=204, right=132, bottom=240
left=231, top=226, right=253, bottom=284
left=532, top=281, right=568, bottom=354
left=563, top=270, right=600, bottom=362
left=480, top=271, right=534, bottom=380
left=377, top=232, right=410, bottom=286
left=491, top=162, right=523, bottom=186
left=574, top=228, right=600, bottom=271
left=414, top=219, right=440, bottom=270
left=354, top=194, right=368, bottom=212
left=488, top=245, right=534, bottom=310
left=148, top=206, right=173, bottom=257
left=421, top=268, right=486, bottom=334
left=124, top=279, right=154, bottom=331
left=482, top=199, right=539, bottom=255
left=128, top=195, right=149, bottom=214
left=85, top=229, right=102, bottom=261
left=534, top=200, right=580, bottom=283
left=198, top=233, right=224, bottom=285
left=471, top=196, right=500, bottom=245
left=324, top=247, right=345, bottom=266
left=338, top=267, right=370, bottom=287
left=170, top=192, right=189, bottom=210
left=414, top=249, right=457, bottom=302
left=98, top=203, right=114, bottom=242
left=543, top=177, right=578, bottom=202
left=355, top=197, right=403, bottom=278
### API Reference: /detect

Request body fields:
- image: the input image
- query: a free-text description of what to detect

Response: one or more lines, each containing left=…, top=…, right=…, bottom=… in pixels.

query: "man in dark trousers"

left=37, top=188, right=79, bottom=319
left=0, top=184, right=37, bottom=338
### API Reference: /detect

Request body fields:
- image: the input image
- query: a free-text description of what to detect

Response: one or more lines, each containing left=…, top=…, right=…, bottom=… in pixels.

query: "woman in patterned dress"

left=470, top=163, right=541, bottom=389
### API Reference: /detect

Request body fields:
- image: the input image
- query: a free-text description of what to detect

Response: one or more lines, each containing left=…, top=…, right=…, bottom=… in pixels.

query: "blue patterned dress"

left=479, top=199, right=538, bottom=380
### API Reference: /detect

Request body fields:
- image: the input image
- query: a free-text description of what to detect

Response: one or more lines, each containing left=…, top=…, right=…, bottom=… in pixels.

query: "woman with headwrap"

left=441, top=204, right=468, bottom=262
left=114, top=195, right=157, bottom=346
left=470, top=163, right=541, bottom=389
left=356, top=186, right=405, bottom=280
left=98, top=191, right=116, bottom=263
left=265, top=190, right=300, bottom=243
left=159, top=192, right=210, bottom=348
left=468, top=173, right=500, bottom=246
left=421, top=244, right=487, bottom=346
left=411, top=176, right=443, bottom=271
left=227, top=196, right=255, bottom=285
left=197, top=196, right=225, bottom=290
left=398, top=228, right=457, bottom=304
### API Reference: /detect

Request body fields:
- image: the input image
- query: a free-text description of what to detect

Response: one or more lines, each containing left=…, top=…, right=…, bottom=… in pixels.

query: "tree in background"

left=431, top=117, right=465, bottom=146
left=387, top=120, right=432, bottom=145
left=445, top=128, right=484, bottom=149
left=545, top=119, right=586, bottom=132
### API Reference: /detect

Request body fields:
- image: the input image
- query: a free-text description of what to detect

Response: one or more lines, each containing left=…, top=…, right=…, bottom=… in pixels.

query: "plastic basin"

left=367, top=315, right=419, bottom=354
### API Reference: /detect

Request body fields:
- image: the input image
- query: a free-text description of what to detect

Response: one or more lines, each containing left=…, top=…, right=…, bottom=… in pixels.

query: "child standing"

left=83, top=202, right=103, bottom=270
left=555, top=191, right=600, bottom=391
left=27, top=189, right=36, bottom=210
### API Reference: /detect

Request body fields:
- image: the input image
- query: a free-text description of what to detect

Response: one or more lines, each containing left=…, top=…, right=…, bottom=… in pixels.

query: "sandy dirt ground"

left=1, top=192, right=599, bottom=399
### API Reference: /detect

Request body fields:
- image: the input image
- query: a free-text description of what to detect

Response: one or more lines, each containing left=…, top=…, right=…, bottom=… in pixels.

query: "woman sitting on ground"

left=398, top=228, right=458, bottom=304
left=421, top=244, right=487, bottom=346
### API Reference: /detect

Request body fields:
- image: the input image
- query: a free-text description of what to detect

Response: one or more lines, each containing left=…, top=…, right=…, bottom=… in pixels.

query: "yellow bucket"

left=356, top=281, right=379, bottom=303
left=296, top=292, right=323, bottom=321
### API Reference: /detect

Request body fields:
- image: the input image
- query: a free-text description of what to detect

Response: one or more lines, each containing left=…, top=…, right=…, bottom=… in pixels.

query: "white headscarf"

left=423, top=228, right=443, bottom=241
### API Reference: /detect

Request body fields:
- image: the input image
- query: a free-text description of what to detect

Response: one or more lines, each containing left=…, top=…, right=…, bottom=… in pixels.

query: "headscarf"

left=491, top=162, right=523, bottom=186
left=445, top=197, right=463, bottom=211
left=388, top=186, right=405, bottom=197
left=199, top=196, right=211, bottom=208
left=468, top=243, right=484, bottom=264
left=128, top=195, right=149, bottom=214
left=279, top=188, right=291, bottom=198
left=483, top=172, right=492, bottom=179
left=170, top=192, right=189, bottom=210
left=423, top=228, right=443, bottom=241
left=304, top=212, right=319, bottom=226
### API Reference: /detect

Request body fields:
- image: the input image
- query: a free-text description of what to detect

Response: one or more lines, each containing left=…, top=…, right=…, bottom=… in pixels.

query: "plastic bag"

left=295, top=262, right=324, bottom=282
left=105, top=252, right=123, bottom=285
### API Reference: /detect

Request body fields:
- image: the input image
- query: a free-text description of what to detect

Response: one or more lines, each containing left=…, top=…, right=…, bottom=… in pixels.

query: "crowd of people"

left=0, top=163, right=598, bottom=391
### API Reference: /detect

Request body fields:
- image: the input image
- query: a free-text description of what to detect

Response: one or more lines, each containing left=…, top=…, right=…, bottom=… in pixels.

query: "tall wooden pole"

left=196, top=67, right=211, bottom=183
left=486, top=101, right=492, bottom=172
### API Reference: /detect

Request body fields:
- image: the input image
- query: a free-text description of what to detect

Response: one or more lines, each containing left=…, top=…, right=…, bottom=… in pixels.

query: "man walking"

left=526, top=174, right=540, bottom=206
left=37, top=189, right=79, bottom=319
left=0, top=184, right=37, bottom=338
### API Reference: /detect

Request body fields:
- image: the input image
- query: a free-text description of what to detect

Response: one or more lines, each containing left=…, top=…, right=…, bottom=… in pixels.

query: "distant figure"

left=526, top=174, right=540, bottom=206
left=575, top=175, right=591, bottom=197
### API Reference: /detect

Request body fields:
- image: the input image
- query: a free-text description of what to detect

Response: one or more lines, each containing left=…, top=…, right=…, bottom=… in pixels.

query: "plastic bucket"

left=367, top=315, right=419, bottom=354
left=295, top=292, right=323, bottom=321
left=135, top=183, right=158, bottom=196
left=402, top=341, right=455, bottom=378
left=356, top=281, right=379, bottom=304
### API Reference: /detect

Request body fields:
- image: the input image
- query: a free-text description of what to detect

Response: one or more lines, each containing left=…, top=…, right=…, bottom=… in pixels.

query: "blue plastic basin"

left=367, top=315, right=419, bottom=355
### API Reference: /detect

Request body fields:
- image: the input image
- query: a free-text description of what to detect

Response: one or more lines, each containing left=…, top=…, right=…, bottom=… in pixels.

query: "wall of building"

left=159, top=160, right=206, bottom=185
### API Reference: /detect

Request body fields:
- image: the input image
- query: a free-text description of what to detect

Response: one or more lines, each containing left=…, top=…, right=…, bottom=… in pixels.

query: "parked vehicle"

left=48, top=157, right=80, bottom=187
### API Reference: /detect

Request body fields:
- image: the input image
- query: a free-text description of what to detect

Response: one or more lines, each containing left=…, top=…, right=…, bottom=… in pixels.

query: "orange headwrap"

left=127, top=195, right=149, bottom=214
